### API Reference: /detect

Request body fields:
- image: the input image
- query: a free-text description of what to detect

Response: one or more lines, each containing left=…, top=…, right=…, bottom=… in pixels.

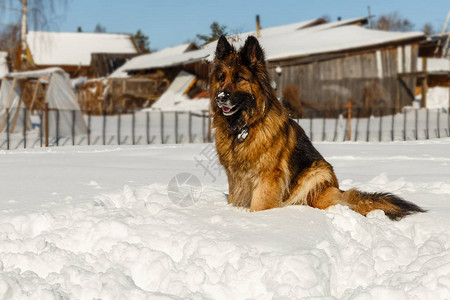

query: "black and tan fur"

left=210, top=35, right=425, bottom=220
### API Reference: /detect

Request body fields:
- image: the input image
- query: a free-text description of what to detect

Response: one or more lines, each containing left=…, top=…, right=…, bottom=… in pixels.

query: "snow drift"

left=0, top=140, right=449, bottom=299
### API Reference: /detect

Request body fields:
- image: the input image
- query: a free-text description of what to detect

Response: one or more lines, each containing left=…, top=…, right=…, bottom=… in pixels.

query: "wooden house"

left=102, top=17, right=427, bottom=115
left=259, top=22, right=425, bottom=114
left=25, top=31, right=140, bottom=77
left=78, top=43, right=201, bottom=114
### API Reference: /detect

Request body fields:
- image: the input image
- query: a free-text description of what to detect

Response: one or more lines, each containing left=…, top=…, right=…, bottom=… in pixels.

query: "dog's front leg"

left=250, top=171, right=284, bottom=211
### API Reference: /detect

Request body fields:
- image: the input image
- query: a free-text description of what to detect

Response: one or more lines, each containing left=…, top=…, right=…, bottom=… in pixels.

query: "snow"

left=110, top=43, right=204, bottom=77
left=146, top=90, right=210, bottom=112
left=415, top=87, right=450, bottom=109
left=417, top=58, right=450, bottom=74
left=6, top=67, right=66, bottom=79
left=26, top=31, right=138, bottom=66
left=1, top=139, right=450, bottom=299
left=148, top=71, right=209, bottom=112
left=119, top=47, right=210, bottom=75
left=0, top=51, right=8, bottom=78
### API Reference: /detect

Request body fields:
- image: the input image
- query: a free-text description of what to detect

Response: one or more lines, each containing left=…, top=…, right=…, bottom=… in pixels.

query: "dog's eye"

left=235, top=76, right=245, bottom=83
left=218, top=75, right=225, bottom=82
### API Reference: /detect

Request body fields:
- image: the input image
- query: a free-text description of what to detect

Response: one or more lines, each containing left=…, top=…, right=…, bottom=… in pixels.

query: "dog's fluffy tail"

left=341, top=189, right=426, bottom=220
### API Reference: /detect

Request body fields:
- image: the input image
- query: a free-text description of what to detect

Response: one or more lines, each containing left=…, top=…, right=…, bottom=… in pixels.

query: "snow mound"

left=415, top=86, right=449, bottom=109
left=0, top=142, right=450, bottom=299
left=0, top=183, right=449, bottom=299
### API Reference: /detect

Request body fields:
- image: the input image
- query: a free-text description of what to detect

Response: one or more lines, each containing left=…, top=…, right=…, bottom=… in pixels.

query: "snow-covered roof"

left=147, top=71, right=209, bottom=112
left=241, top=16, right=367, bottom=40
left=262, top=26, right=424, bottom=62
left=0, top=51, right=8, bottom=78
left=114, top=17, right=424, bottom=75
left=109, top=43, right=199, bottom=78
left=26, top=31, right=139, bottom=67
left=417, top=58, right=450, bottom=74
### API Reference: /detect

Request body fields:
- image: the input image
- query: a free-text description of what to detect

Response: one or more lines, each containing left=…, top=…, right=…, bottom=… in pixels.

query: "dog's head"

left=210, top=35, right=276, bottom=125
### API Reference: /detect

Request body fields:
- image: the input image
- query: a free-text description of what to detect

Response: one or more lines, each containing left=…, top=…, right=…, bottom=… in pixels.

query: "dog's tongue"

left=222, top=106, right=231, bottom=113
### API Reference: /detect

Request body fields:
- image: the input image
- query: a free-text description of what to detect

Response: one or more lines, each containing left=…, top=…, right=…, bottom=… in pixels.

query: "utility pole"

left=434, top=11, right=450, bottom=57
left=18, top=0, right=28, bottom=70
left=367, top=6, right=375, bottom=29
left=256, top=15, right=261, bottom=38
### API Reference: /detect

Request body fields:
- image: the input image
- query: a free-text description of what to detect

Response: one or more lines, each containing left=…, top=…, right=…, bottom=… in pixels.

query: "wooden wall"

left=267, top=45, right=419, bottom=113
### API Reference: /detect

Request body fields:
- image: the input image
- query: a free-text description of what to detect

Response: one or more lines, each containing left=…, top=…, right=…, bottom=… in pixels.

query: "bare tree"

left=372, top=12, right=414, bottom=32
left=422, top=23, right=436, bottom=36
left=94, top=23, right=106, bottom=33
left=0, top=0, right=68, bottom=69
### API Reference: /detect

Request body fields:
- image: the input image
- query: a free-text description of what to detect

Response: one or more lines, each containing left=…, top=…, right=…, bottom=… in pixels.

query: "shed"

left=262, top=25, right=425, bottom=113
left=0, top=68, right=87, bottom=136
left=25, top=31, right=140, bottom=77
left=80, top=43, right=203, bottom=114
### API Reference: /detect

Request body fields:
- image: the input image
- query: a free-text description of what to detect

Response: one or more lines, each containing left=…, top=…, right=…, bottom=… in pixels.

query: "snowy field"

left=1, top=140, right=450, bottom=299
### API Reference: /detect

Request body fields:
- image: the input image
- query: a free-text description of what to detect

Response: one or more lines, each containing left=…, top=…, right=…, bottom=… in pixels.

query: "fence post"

left=346, top=100, right=352, bottom=141
left=391, top=107, right=395, bottom=141
left=56, top=109, right=60, bottom=146
left=102, top=109, right=106, bottom=145
left=117, top=111, right=121, bottom=145
left=175, top=111, right=178, bottom=144
left=45, top=103, right=49, bottom=147
left=6, top=108, right=9, bottom=150
left=426, top=108, right=429, bottom=139
left=146, top=111, right=150, bottom=144
left=160, top=111, right=164, bottom=144
left=188, top=111, right=192, bottom=143
left=132, top=110, right=135, bottom=145
left=437, top=109, right=440, bottom=138
left=333, top=109, right=339, bottom=142
left=403, top=108, right=407, bottom=141
left=72, top=110, right=76, bottom=146
left=202, top=111, right=206, bottom=142
left=379, top=108, right=383, bottom=142
left=366, top=108, right=372, bottom=142
left=87, top=109, right=91, bottom=146
left=355, top=107, right=360, bottom=142
left=23, top=107, right=27, bottom=149
left=39, top=109, right=43, bottom=147
left=322, top=111, right=326, bottom=142
left=415, top=109, right=418, bottom=140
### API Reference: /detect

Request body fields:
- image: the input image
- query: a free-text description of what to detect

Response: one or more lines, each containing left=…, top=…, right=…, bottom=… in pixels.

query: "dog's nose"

left=216, top=91, right=230, bottom=104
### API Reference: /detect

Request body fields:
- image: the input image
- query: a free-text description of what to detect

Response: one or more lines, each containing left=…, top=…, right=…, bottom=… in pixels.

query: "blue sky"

left=2, top=0, right=449, bottom=51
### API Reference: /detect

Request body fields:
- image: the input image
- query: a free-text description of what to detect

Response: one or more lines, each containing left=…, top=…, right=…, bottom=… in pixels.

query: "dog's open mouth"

left=221, top=105, right=237, bottom=116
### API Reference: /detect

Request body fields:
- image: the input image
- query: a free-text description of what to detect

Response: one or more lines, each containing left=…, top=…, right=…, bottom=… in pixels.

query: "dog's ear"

left=215, top=35, right=233, bottom=60
left=241, top=36, right=265, bottom=67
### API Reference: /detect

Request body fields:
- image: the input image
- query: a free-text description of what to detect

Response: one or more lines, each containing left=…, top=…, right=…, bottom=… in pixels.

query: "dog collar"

left=237, top=126, right=249, bottom=142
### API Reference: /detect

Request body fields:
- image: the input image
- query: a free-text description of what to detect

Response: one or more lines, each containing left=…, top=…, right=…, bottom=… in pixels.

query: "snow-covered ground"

left=1, top=139, right=450, bottom=299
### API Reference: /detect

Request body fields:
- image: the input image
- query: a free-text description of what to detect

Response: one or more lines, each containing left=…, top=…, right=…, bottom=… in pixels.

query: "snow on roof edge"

left=266, top=29, right=425, bottom=62
left=6, top=67, right=67, bottom=79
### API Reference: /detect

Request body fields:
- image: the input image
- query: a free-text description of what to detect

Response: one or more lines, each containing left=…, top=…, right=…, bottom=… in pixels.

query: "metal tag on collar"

left=237, top=126, right=249, bottom=142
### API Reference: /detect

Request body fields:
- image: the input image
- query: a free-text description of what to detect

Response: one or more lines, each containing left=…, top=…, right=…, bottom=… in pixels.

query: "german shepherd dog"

left=210, top=35, right=425, bottom=220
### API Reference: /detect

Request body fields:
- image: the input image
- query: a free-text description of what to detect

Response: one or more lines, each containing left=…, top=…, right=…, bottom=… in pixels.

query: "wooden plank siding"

left=268, top=44, right=419, bottom=114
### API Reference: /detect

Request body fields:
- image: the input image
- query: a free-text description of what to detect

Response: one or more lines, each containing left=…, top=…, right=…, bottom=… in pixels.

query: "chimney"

left=256, top=15, right=261, bottom=38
